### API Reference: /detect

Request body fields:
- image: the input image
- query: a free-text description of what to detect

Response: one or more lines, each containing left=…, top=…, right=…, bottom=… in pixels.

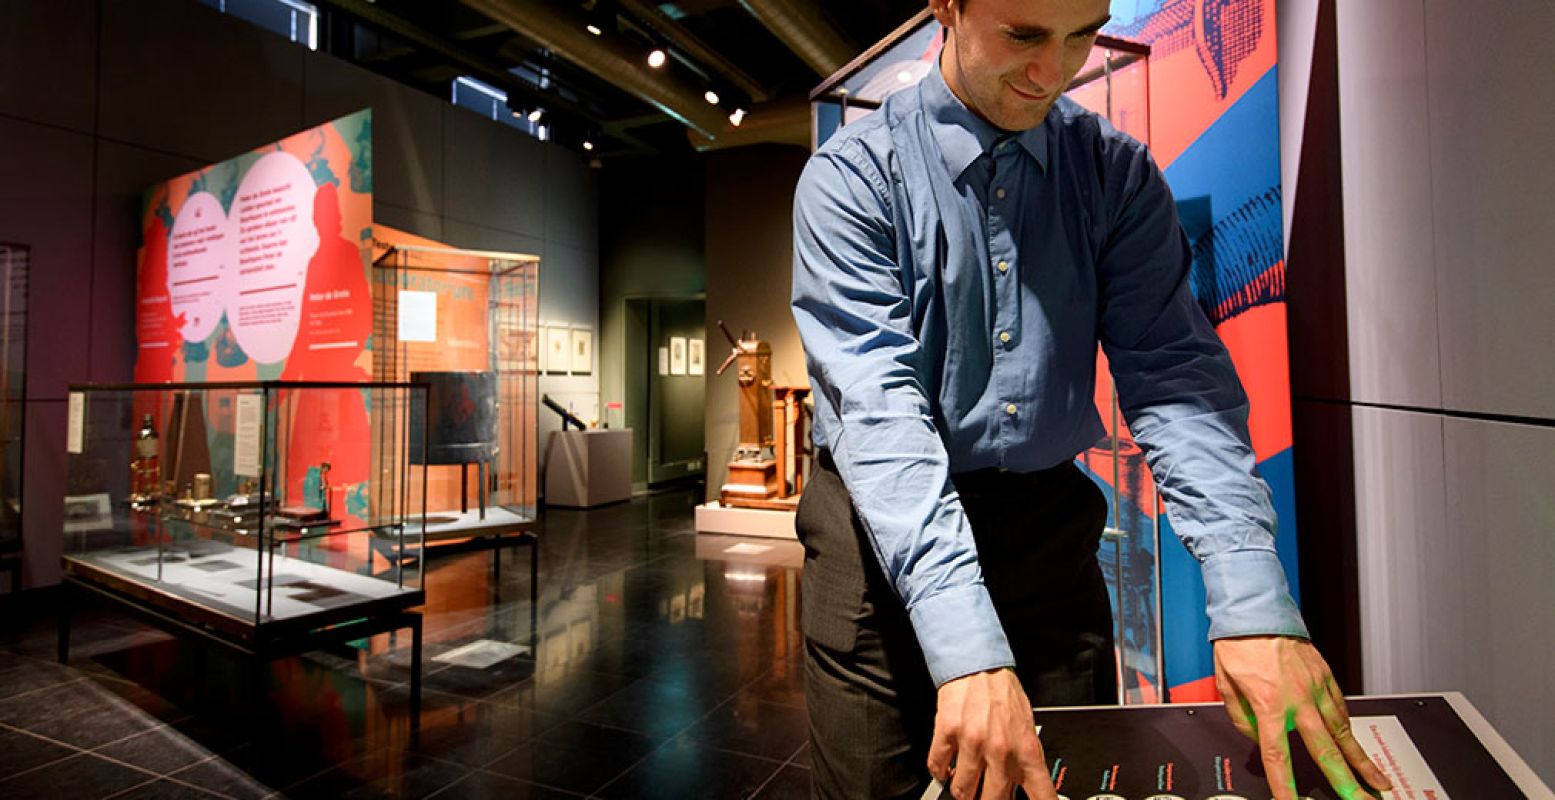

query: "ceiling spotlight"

left=586, top=24, right=602, bottom=35
left=728, top=108, right=746, bottom=127
left=647, top=48, right=666, bottom=68
left=527, top=108, right=544, bottom=123
left=583, top=139, right=595, bottom=151
left=704, top=90, right=720, bottom=105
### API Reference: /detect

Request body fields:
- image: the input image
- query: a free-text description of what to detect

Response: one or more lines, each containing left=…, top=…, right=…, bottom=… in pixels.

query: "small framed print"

left=687, top=338, right=705, bottom=376
left=658, top=346, right=670, bottom=376
left=570, top=328, right=593, bottom=375
left=546, top=327, right=571, bottom=374
left=669, top=336, right=687, bottom=376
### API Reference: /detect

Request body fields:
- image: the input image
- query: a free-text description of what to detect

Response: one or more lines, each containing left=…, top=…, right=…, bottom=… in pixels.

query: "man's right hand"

left=927, top=668, right=1058, bottom=800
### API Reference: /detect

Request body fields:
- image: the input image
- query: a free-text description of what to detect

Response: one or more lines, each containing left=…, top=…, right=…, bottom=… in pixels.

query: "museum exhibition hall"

left=0, top=0, right=1550, bottom=798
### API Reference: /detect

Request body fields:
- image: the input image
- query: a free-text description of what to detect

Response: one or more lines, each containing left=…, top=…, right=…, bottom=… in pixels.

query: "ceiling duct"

left=461, top=0, right=730, bottom=139
left=736, top=0, right=856, bottom=77
left=687, top=96, right=811, bottom=152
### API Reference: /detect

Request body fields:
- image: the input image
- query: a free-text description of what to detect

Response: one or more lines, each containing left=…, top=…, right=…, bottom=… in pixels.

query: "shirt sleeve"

left=791, top=144, right=1015, bottom=686
left=1094, top=138, right=1309, bottom=642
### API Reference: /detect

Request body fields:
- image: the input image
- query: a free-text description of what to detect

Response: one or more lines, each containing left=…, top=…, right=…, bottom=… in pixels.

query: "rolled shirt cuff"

left=1201, top=549, right=1310, bottom=641
left=907, top=583, right=1017, bottom=687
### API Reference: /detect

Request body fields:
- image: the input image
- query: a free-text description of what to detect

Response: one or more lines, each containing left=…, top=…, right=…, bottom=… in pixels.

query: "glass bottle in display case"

left=372, top=242, right=539, bottom=543
left=63, top=381, right=426, bottom=642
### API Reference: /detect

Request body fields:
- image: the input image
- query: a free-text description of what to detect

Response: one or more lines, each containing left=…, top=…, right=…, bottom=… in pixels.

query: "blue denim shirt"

left=791, top=65, right=1307, bottom=687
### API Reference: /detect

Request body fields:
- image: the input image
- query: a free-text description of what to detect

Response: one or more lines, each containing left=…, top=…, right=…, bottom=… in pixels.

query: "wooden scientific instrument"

left=714, top=321, right=810, bottom=510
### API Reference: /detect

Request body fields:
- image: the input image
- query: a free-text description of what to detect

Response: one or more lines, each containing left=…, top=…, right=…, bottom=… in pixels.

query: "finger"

left=1018, top=742, right=1059, bottom=800
left=1294, top=701, right=1365, bottom=799
left=928, top=722, right=958, bottom=784
left=950, top=737, right=985, bottom=800
left=981, top=756, right=1013, bottom=800
left=1215, top=671, right=1257, bottom=741
left=1255, top=704, right=1298, bottom=800
left=1316, top=679, right=1392, bottom=792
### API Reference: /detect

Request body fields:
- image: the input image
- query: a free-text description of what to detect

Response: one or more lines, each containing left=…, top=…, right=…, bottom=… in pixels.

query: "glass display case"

left=62, top=381, right=426, bottom=642
left=0, top=242, right=25, bottom=592
left=812, top=15, right=1162, bottom=704
left=372, top=243, right=540, bottom=543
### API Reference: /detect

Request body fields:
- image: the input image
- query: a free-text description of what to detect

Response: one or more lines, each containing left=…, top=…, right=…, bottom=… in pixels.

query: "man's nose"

left=1025, top=41, right=1064, bottom=94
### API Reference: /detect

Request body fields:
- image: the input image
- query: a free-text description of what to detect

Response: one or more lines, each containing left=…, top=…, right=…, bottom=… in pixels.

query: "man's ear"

left=928, top=0, right=958, bottom=30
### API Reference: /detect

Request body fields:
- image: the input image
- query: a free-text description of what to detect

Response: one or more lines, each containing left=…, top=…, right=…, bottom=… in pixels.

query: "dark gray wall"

left=0, top=0, right=599, bottom=588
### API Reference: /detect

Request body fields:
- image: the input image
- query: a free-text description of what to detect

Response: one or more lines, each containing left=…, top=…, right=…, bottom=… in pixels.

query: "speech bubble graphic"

left=229, top=150, right=319, bottom=364
left=166, top=190, right=235, bottom=343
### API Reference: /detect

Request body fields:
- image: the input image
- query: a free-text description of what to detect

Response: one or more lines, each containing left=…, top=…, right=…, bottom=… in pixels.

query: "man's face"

left=930, top=0, right=1112, bottom=131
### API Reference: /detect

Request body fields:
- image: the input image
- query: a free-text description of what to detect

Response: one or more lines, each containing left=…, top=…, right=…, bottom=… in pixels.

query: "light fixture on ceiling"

left=528, top=107, right=544, bottom=123
left=647, top=48, right=666, bottom=68
left=704, top=90, right=720, bottom=105
left=728, top=108, right=746, bottom=127
left=586, top=23, right=602, bottom=35
left=583, top=138, right=595, bottom=151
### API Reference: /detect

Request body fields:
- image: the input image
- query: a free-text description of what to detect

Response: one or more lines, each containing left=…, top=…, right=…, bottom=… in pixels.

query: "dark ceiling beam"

left=313, top=0, right=599, bottom=122
left=462, top=0, right=732, bottom=139
left=736, top=0, right=856, bottom=77
left=616, top=0, right=771, bottom=103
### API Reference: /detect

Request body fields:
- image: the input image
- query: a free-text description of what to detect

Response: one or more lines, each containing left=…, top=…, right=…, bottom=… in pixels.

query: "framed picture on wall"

left=570, top=328, right=593, bottom=375
left=669, top=337, right=687, bottom=375
left=546, top=327, right=571, bottom=374
left=658, top=346, right=670, bottom=376
left=687, top=339, right=704, bottom=376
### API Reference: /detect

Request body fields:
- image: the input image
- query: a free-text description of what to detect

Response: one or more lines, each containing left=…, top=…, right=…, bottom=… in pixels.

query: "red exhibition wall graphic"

left=134, top=109, right=376, bottom=527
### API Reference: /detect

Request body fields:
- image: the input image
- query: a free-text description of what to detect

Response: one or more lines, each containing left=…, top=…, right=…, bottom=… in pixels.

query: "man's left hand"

left=1213, top=636, right=1394, bottom=800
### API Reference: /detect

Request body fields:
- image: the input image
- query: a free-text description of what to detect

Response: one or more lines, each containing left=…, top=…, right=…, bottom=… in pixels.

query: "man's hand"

left=927, top=668, right=1056, bottom=800
left=1214, top=636, right=1394, bottom=800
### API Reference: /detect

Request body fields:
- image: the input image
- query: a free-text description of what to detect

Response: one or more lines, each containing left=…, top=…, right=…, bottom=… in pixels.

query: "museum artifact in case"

left=373, top=242, right=539, bottom=544
left=62, top=381, right=427, bottom=643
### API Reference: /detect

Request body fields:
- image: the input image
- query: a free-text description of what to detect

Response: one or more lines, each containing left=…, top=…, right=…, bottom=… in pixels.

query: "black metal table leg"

left=57, top=583, right=72, bottom=664
left=408, top=612, right=423, bottom=737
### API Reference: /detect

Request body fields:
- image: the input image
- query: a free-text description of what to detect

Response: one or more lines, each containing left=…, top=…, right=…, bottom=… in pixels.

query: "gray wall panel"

left=372, top=203, right=444, bottom=243
left=90, top=140, right=205, bottom=383
left=20, top=400, right=65, bottom=588
left=543, top=147, right=598, bottom=252
left=1334, top=0, right=1441, bottom=408
left=1353, top=407, right=1454, bottom=695
left=0, top=118, right=94, bottom=402
left=98, top=0, right=305, bottom=163
left=441, top=106, right=545, bottom=240
left=1425, top=2, right=1555, bottom=421
left=304, top=53, right=444, bottom=217
left=1440, top=418, right=1555, bottom=780
left=0, top=0, right=98, bottom=132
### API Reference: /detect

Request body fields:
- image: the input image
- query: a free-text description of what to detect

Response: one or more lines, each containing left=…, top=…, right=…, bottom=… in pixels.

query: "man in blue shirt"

left=790, top=1, right=1394, bottom=798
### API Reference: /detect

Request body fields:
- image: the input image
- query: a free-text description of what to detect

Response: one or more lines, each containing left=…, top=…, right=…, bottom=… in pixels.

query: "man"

left=790, top=1, right=1393, bottom=798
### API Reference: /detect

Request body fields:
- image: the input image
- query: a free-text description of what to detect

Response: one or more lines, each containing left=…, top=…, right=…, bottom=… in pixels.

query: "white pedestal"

left=545, top=429, right=633, bottom=508
left=694, top=501, right=797, bottom=539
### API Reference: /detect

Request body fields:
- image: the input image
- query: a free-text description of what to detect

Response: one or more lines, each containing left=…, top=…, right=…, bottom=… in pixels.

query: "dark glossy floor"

left=0, top=488, right=813, bottom=798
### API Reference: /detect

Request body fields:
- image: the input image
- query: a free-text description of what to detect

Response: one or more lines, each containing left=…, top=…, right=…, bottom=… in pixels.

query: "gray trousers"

left=799, top=452, right=1117, bottom=799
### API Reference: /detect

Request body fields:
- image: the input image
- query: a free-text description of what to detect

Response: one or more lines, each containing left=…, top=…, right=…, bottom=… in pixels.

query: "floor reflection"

left=0, top=487, right=811, bottom=798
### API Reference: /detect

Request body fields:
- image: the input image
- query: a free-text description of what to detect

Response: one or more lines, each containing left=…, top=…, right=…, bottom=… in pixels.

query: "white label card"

left=67, top=392, right=85, bottom=454
left=1353, top=715, right=1451, bottom=800
left=233, top=393, right=263, bottom=477
left=397, top=290, right=438, bottom=342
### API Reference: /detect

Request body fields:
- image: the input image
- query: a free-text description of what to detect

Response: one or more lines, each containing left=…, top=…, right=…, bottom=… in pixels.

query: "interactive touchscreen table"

left=922, top=693, right=1551, bottom=799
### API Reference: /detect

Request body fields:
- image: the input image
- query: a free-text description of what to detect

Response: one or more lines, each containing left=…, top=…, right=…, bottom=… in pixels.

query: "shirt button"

left=1005, top=403, right=1018, bottom=416
left=998, top=331, right=1011, bottom=344
left=995, top=188, right=1007, bottom=199
left=997, top=260, right=1009, bottom=273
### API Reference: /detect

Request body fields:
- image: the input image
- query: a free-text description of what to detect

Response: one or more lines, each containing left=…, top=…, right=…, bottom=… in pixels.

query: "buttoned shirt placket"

left=987, top=136, right=1022, bottom=468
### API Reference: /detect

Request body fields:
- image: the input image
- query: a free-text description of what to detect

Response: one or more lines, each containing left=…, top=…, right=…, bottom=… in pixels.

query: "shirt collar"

left=921, top=59, right=1050, bottom=179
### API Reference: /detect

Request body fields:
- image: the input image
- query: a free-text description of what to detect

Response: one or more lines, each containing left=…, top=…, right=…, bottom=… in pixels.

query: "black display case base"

left=57, top=574, right=423, bottom=736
